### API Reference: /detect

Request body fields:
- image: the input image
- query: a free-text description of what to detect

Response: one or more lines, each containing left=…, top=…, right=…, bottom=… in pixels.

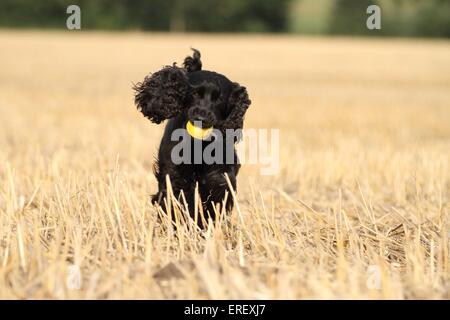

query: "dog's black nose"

left=188, top=106, right=215, bottom=128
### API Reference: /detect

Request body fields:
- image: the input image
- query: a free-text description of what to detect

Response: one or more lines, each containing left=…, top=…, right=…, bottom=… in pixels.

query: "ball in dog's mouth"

left=186, top=121, right=213, bottom=140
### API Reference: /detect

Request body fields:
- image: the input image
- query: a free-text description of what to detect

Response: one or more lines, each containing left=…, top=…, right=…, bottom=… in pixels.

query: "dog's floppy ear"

left=133, top=66, right=189, bottom=124
left=224, top=83, right=251, bottom=131
left=183, top=48, right=202, bottom=73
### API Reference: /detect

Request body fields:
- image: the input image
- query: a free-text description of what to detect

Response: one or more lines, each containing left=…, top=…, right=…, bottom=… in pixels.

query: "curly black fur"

left=133, top=49, right=251, bottom=228
left=217, top=83, right=251, bottom=142
left=183, top=48, right=202, bottom=72
left=133, top=66, right=189, bottom=124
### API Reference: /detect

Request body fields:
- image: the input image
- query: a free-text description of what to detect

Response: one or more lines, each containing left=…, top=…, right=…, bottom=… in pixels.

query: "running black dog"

left=133, top=49, right=251, bottom=227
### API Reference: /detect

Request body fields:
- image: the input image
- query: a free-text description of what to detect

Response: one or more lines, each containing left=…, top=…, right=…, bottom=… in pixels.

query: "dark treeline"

left=0, top=0, right=291, bottom=32
left=0, top=0, right=448, bottom=37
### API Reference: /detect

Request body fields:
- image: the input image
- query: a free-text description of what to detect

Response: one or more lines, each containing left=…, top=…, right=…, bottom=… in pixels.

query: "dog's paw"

left=151, top=190, right=167, bottom=205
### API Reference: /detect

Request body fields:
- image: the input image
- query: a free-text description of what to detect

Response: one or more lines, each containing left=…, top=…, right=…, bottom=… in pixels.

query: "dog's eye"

left=211, top=90, right=219, bottom=101
left=196, top=87, right=205, bottom=98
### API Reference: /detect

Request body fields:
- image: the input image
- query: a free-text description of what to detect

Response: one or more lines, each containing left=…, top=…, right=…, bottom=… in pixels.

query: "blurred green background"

left=0, top=0, right=448, bottom=37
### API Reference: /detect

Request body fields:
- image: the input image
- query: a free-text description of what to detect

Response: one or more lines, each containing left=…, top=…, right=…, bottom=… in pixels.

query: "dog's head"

left=133, top=49, right=251, bottom=138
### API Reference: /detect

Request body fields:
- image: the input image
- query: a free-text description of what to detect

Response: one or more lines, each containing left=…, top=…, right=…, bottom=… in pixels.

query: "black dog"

left=133, top=49, right=251, bottom=227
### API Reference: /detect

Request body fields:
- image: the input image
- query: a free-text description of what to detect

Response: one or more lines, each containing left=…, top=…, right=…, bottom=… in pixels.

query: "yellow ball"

left=186, top=121, right=213, bottom=140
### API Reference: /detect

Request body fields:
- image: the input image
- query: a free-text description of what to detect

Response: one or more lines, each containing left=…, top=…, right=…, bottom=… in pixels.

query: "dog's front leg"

left=152, top=163, right=196, bottom=223
left=198, top=165, right=238, bottom=223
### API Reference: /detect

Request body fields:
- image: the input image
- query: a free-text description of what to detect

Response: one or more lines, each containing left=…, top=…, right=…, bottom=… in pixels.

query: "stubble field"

left=0, top=30, right=449, bottom=299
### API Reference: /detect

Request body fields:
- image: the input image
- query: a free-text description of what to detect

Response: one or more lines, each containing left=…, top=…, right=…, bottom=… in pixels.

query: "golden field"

left=0, top=30, right=449, bottom=299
